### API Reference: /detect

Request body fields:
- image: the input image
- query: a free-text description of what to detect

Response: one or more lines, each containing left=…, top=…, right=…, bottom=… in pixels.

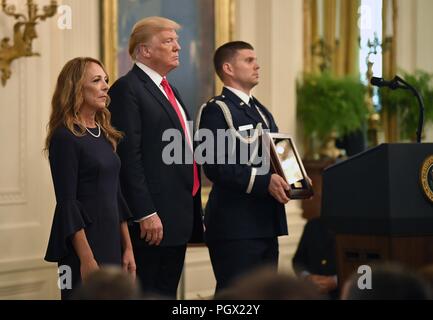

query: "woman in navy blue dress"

left=44, top=57, right=136, bottom=299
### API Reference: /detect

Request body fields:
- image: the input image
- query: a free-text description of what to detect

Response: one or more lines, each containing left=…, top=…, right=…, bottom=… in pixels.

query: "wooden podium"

left=321, top=144, right=433, bottom=284
left=302, top=159, right=335, bottom=220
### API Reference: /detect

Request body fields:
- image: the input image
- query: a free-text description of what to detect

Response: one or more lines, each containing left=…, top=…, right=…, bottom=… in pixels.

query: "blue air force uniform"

left=197, top=87, right=288, bottom=292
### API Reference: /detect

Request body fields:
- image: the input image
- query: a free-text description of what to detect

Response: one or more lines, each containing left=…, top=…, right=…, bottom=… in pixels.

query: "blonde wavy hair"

left=45, top=57, right=123, bottom=153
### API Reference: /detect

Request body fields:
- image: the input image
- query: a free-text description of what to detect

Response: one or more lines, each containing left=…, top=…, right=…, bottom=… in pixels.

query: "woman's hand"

left=122, top=248, right=136, bottom=281
left=72, top=229, right=99, bottom=281
left=80, top=257, right=99, bottom=282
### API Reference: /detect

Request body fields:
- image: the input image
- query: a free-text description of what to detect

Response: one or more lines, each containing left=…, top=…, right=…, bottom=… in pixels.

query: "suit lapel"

left=131, top=66, right=194, bottom=187
left=132, top=65, right=186, bottom=140
left=253, top=98, right=276, bottom=131
left=172, top=87, right=192, bottom=122
left=172, top=87, right=196, bottom=146
left=250, top=97, right=271, bottom=130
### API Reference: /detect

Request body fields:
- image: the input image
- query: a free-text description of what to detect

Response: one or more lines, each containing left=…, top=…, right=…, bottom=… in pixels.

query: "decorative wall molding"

left=0, top=256, right=50, bottom=273
left=0, top=61, right=27, bottom=205
left=0, top=222, right=40, bottom=232
left=0, top=257, right=58, bottom=299
left=0, top=280, right=45, bottom=298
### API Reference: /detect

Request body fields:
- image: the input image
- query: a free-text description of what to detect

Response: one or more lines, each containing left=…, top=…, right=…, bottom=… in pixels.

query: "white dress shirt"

left=136, top=62, right=192, bottom=143
left=224, top=86, right=269, bottom=128
left=224, top=86, right=252, bottom=106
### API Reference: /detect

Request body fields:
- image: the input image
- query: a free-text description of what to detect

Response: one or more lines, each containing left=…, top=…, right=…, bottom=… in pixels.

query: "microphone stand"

left=378, top=76, right=425, bottom=143
left=391, top=76, right=425, bottom=143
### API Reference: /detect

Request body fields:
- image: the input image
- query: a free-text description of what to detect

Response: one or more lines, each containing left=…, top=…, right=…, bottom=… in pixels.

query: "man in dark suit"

left=197, top=41, right=290, bottom=293
left=108, top=16, right=203, bottom=298
left=292, top=217, right=338, bottom=299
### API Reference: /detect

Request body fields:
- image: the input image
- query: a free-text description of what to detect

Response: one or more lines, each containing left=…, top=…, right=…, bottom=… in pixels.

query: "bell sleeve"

left=44, top=129, right=93, bottom=262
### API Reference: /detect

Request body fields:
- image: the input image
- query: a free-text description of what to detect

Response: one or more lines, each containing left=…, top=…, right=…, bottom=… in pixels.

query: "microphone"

left=371, top=76, right=406, bottom=90
left=371, top=75, right=425, bottom=143
left=371, top=77, right=391, bottom=87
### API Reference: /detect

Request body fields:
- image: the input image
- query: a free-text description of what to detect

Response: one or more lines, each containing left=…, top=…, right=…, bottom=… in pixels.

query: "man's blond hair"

left=128, top=16, right=181, bottom=60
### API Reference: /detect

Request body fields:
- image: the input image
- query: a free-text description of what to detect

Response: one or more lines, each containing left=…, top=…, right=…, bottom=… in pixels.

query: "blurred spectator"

left=292, top=216, right=338, bottom=299
left=215, top=266, right=324, bottom=300
left=72, top=266, right=142, bottom=300
left=335, top=128, right=366, bottom=157
left=341, top=263, right=432, bottom=300
left=418, top=264, right=433, bottom=293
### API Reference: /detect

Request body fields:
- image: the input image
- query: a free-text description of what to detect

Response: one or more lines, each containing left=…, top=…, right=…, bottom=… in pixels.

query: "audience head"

left=215, top=266, right=324, bottom=300
left=72, top=266, right=142, bottom=300
left=418, top=264, right=433, bottom=293
left=341, top=262, right=432, bottom=300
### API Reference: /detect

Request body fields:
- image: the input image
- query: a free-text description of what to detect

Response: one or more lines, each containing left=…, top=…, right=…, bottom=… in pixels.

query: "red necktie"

left=161, top=78, right=200, bottom=196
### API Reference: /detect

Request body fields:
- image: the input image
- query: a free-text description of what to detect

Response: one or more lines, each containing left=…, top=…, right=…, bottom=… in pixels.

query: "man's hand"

left=305, top=176, right=314, bottom=200
left=139, top=214, right=163, bottom=246
left=306, top=274, right=338, bottom=294
left=268, top=174, right=290, bottom=204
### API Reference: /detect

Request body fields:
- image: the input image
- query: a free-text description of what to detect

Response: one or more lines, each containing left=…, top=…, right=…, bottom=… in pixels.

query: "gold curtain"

left=303, top=0, right=314, bottom=74
left=303, top=0, right=359, bottom=77
left=382, top=0, right=399, bottom=142
left=334, top=0, right=359, bottom=76
left=215, top=0, right=235, bottom=94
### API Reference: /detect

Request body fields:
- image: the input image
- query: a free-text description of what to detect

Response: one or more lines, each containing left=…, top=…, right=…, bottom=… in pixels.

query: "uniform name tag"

left=238, top=124, right=254, bottom=132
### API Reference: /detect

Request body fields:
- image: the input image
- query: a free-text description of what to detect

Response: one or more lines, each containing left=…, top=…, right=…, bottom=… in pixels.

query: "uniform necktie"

left=248, top=98, right=255, bottom=108
left=249, top=98, right=269, bottom=129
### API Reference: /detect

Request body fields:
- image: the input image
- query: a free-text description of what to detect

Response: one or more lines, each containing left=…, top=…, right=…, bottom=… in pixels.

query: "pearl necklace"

left=85, top=123, right=101, bottom=138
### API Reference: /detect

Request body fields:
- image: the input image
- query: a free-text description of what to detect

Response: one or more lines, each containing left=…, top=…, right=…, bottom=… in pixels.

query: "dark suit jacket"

left=292, top=217, right=337, bottom=276
left=108, top=64, right=203, bottom=246
left=198, top=87, right=288, bottom=242
left=292, top=217, right=338, bottom=299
